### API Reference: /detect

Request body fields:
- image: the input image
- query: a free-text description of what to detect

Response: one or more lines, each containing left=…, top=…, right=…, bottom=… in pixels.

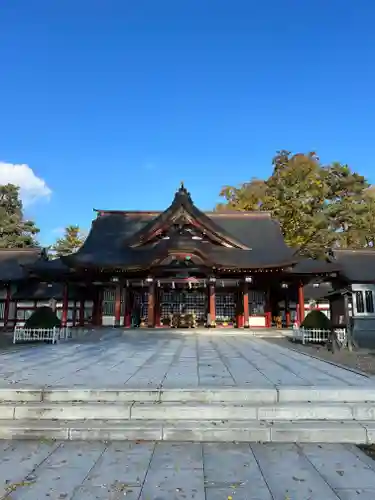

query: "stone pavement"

left=1, top=330, right=373, bottom=389
left=1, top=440, right=375, bottom=499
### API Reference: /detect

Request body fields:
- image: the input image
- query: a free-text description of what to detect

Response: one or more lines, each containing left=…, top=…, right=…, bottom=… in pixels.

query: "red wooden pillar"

left=298, top=282, right=305, bottom=325
left=4, top=284, right=11, bottom=327
left=79, top=299, right=85, bottom=327
left=124, top=287, right=131, bottom=328
left=114, top=284, right=122, bottom=327
left=155, top=286, right=161, bottom=327
left=209, top=282, right=216, bottom=327
left=236, top=287, right=244, bottom=328
left=72, top=301, right=77, bottom=327
left=147, top=280, right=155, bottom=328
left=285, top=297, right=291, bottom=328
left=93, top=288, right=102, bottom=326
left=243, top=282, right=249, bottom=328
left=265, top=289, right=272, bottom=328
left=61, top=283, right=69, bottom=327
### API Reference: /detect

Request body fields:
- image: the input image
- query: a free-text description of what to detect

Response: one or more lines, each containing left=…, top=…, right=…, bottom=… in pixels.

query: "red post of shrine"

left=124, top=287, right=131, bottom=328
left=243, top=282, right=249, bottom=328
left=61, top=283, right=69, bottom=328
left=155, top=286, right=161, bottom=327
left=285, top=298, right=291, bottom=328
left=93, top=288, right=102, bottom=326
left=4, top=284, right=11, bottom=327
left=114, top=284, right=122, bottom=327
left=147, top=279, right=155, bottom=328
left=79, top=299, right=85, bottom=327
left=236, top=288, right=244, bottom=328
left=298, top=281, right=305, bottom=325
left=208, top=282, right=216, bottom=327
left=265, top=289, right=272, bottom=328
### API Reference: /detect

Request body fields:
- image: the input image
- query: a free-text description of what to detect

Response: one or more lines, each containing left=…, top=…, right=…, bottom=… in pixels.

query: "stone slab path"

left=0, top=440, right=375, bottom=499
left=0, top=331, right=373, bottom=389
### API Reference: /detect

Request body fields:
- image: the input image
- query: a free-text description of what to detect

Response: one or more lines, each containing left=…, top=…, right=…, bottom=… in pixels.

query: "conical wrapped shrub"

left=25, top=306, right=61, bottom=329
left=301, top=309, right=331, bottom=330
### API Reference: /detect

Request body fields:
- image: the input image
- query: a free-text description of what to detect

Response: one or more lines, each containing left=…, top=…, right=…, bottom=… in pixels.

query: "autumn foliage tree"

left=52, top=225, right=86, bottom=257
left=216, top=151, right=375, bottom=257
left=0, top=184, right=39, bottom=248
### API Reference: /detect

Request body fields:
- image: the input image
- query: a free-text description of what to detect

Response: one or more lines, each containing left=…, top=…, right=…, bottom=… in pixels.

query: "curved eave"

left=288, top=258, right=341, bottom=276
left=214, top=260, right=298, bottom=272
left=23, top=258, right=73, bottom=278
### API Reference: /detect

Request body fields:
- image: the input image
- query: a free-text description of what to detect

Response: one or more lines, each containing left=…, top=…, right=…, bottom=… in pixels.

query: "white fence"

left=13, top=326, right=75, bottom=344
left=292, top=327, right=347, bottom=345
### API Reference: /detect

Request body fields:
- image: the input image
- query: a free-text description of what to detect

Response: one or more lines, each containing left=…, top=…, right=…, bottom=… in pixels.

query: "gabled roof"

left=125, top=183, right=249, bottom=249
left=0, top=248, right=43, bottom=282
left=65, top=185, right=297, bottom=270
left=329, top=249, right=375, bottom=283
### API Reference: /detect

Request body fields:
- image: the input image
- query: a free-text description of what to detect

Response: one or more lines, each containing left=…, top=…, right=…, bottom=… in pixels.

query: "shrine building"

left=0, top=183, right=374, bottom=338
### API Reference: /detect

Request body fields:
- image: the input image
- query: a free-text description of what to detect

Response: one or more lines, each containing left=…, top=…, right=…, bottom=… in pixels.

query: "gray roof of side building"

left=0, top=248, right=43, bottom=282
left=329, top=249, right=375, bottom=283
left=303, top=282, right=333, bottom=301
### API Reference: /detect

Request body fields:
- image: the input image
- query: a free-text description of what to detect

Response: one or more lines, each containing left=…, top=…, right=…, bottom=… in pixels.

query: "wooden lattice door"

left=216, top=291, right=236, bottom=324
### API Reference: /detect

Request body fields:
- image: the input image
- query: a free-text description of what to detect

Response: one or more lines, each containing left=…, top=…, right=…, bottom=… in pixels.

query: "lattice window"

left=133, top=291, right=149, bottom=320
left=216, top=292, right=236, bottom=321
left=160, top=290, right=206, bottom=320
left=102, top=288, right=115, bottom=316
left=365, top=291, right=374, bottom=313
left=355, top=291, right=365, bottom=314
left=248, top=290, right=265, bottom=315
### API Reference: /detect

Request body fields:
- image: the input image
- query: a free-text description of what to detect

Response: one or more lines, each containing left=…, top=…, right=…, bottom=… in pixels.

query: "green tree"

left=360, top=186, right=375, bottom=248
left=263, top=151, right=331, bottom=256
left=0, top=184, right=39, bottom=248
left=52, top=225, right=86, bottom=256
left=216, top=178, right=266, bottom=211
left=216, top=151, right=374, bottom=256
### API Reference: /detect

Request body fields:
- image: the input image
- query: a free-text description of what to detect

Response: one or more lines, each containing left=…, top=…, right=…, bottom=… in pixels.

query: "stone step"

left=3, top=401, right=375, bottom=421
left=2, top=386, right=375, bottom=404
left=0, top=418, right=372, bottom=443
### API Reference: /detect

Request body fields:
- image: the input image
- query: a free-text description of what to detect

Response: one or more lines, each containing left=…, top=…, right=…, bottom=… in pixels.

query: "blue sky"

left=1, top=0, right=375, bottom=245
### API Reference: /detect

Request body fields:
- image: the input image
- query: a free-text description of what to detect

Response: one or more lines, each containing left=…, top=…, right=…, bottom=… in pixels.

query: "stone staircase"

left=1, top=386, right=375, bottom=443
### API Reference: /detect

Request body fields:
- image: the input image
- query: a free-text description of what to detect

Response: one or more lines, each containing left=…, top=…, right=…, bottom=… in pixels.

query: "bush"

left=25, top=306, right=61, bottom=329
left=301, top=309, right=331, bottom=330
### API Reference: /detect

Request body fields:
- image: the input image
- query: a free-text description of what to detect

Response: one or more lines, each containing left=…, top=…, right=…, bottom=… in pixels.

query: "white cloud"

left=0, top=162, right=52, bottom=205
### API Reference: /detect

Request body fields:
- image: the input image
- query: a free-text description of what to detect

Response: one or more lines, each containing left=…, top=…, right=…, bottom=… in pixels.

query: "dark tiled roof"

left=69, top=188, right=296, bottom=270
left=125, top=185, right=250, bottom=249
left=304, top=282, right=333, bottom=301
left=28, top=257, right=71, bottom=275
left=289, top=258, right=341, bottom=275
left=0, top=248, right=43, bottom=282
left=330, top=249, right=375, bottom=283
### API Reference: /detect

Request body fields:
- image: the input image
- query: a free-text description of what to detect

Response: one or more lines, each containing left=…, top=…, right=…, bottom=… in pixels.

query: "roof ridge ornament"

left=174, top=181, right=191, bottom=202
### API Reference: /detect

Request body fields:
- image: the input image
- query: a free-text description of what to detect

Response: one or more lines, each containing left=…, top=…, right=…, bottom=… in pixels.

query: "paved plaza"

left=1, top=440, right=375, bottom=499
left=1, top=332, right=375, bottom=497
left=0, top=330, right=373, bottom=389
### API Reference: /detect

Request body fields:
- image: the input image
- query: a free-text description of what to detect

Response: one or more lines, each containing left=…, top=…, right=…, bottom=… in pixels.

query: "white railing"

left=292, top=327, right=347, bottom=345
left=13, top=326, right=73, bottom=344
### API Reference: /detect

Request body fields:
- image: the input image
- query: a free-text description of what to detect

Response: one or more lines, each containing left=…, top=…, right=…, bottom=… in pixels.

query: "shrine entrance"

left=160, top=286, right=207, bottom=327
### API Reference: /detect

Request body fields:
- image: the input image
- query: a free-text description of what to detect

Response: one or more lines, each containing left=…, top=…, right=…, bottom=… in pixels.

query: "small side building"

left=328, top=249, right=375, bottom=348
